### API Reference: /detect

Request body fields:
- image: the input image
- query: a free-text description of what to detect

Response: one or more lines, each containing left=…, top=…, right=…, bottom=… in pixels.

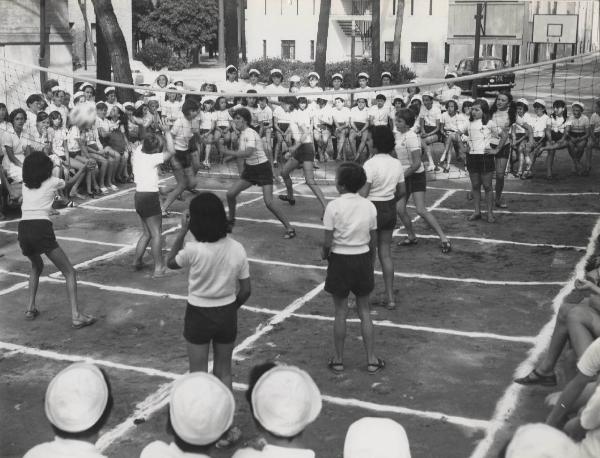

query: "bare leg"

left=226, top=179, right=252, bottom=222
left=469, top=172, right=482, bottom=216
left=26, top=254, right=44, bottom=313
left=280, top=157, right=299, bottom=200
left=133, top=215, right=151, bottom=268
left=482, top=172, right=494, bottom=222
left=213, top=342, right=235, bottom=390
left=494, top=156, right=508, bottom=206
left=355, top=294, right=378, bottom=365
left=303, top=161, right=327, bottom=217
left=377, top=229, right=395, bottom=306
left=163, top=163, right=188, bottom=212
left=396, top=196, right=416, bottom=240
left=145, top=214, right=165, bottom=275
left=412, top=192, right=448, bottom=242
left=187, top=342, right=210, bottom=372
left=332, top=295, right=349, bottom=363
left=262, top=185, right=292, bottom=230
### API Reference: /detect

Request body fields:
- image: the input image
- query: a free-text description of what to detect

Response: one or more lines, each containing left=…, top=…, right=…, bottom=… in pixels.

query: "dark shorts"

left=405, top=171, right=426, bottom=196
left=373, top=199, right=397, bottom=231
left=183, top=301, right=238, bottom=345
left=493, top=143, right=511, bottom=159
left=551, top=131, right=564, bottom=142
left=241, top=161, right=274, bottom=186
left=423, top=125, right=439, bottom=142
left=68, top=150, right=81, bottom=159
left=533, top=136, right=547, bottom=147
left=466, top=154, right=496, bottom=174
left=292, top=143, right=315, bottom=163
left=324, top=252, right=374, bottom=298
left=174, top=149, right=193, bottom=169
left=199, top=128, right=211, bottom=135
left=18, top=220, right=59, bottom=257
left=570, top=131, right=587, bottom=140
left=515, top=133, right=526, bottom=142
left=278, top=122, right=290, bottom=132
left=134, top=191, right=161, bottom=218
left=353, top=121, right=366, bottom=131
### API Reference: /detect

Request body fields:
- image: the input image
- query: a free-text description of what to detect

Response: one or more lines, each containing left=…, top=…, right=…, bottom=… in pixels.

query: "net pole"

left=472, top=2, right=483, bottom=99
left=39, top=0, right=47, bottom=85
left=551, top=42, right=558, bottom=89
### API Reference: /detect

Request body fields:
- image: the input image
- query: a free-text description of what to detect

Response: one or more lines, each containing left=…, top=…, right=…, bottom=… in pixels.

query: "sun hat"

left=249, top=68, right=261, bottom=76
left=45, top=363, right=108, bottom=433
left=533, top=98, right=546, bottom=108
left=72, top=91, right=85, bottom=102
left=308, top=71, right=320, bottom=80
left=170, top=372, right=235, bottom=446
left=104, top=86, right=116, bottom=94
left=381, top=71, right=392, bottom=79
left=251, top=365, right=322, bottom=438
left=410, top=94, right=423, bottom=103
left=122, top=102, right=134, bottom=110
left=355, top=95, right=368, bottom=103
left=270, top=68, right=283, bottom=76
left=134, top=100, right=145, bottom=109
left=290, top=75, right=301, bottom=83
left=421, top=91, right=434, bottom=98
left=357, top=72, right=369, bottom=79
left=516, top=98, right=529, bottom=106
left=343, top=417, right=411, bottom=458
left=331, top=73, right=343, bottom=81
left=202, top=96, right=215, bottom=104
left=226, top=65, right=238, bottom=73
left=334, top=94, right=347, bottom=103
left=506, top=423, right=577, bottom=458
left=572, top=101, right=585, bottom=110
left=79, top=82, right=94, bottom=91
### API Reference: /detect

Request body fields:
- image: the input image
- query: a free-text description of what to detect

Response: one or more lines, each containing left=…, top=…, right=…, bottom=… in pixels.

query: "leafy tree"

left=138, top=0, right=218, bottom=56
left=133, top=0, right=154, bottom=46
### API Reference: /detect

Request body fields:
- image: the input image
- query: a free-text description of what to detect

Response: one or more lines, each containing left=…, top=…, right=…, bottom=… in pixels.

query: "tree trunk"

left=224, top=0, right=239, bottom=67
left=371, top=0, right=380, bottom=80
left=96, top=22, right=111, bottom=96
left=315, top=0, right=331, bottom=82
left=91, top=0, right=134, bottom=102
left=392, top=0, right=404, bottom=67
left=240, top=0, right=247, bottom=63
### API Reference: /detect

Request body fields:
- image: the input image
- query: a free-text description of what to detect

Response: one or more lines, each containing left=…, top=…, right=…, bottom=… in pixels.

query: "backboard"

left=532, top=14, right=578, bottom=44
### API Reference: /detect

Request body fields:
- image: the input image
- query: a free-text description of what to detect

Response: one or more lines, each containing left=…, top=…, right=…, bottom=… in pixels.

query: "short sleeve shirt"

left=232, top=444, right=315, bottom=458
left=175, top=236, right=250, bottom=307
left=436, top=85, right=462, bottom=103
left=315, top=106, right=333, bottom=126
left=256, top=105, right=273, bottom=125
left=363, top=154, right=404, bottom=201
left=394, top=129, right=424, bottom=173
left=441, top=112, right=462, bottom=132
left=368, top=105, right=390, bottom=126
left=323, top=193, right=377, bottom=255
left=529, top=113, right=550, bottom=137
left=577, top=337, right=600, bottom=377
left=467, top=119, right=499, bottom=155
left=21, top=176, right=65, bottom=221
left=419, top=105, right=442, bottom=127
left=238, top=127, right=269, bottom=165
left=566, top=114, right=590, bottom=133
left=199, top=111, right=215, bottom=130
left=590, top=113, right=600, bottom=133
left=550, top=115, right=566, bottom=133
left=350, top=106, right=369, bottom=124
left=214, top=109, right=233, bottom=128
left=171, top=117, right=195, bottom=151
left=132, top=145, right=165, bottom=192
left=331, top=107, right=350, bottom=126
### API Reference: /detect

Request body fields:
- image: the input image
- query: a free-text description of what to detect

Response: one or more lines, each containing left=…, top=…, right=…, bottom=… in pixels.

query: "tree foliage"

left=138, top=0, right=218, bottom=54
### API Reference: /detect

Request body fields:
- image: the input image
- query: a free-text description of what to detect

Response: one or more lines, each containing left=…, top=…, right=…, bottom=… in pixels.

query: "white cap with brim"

left=332, top=73, right=343, bottom=81
left=252, top=365, right=322, bottom=438
left=270, top=68, right=283, bottom=76
left=202, top=96, right=215, bottom=104
left=572, top=101, right=585, bottom=110
left=79, top=82, right=94, bottom=91
left=506, top=423, right=577, bottom=458
left=344, top=417, right=411, bottom=458
left=226, top=65, right=238, bottom=73
left=381, top=71, right=392, bottom=79
left=516, top=98, right=529, bottom=106
left=249, top=68, right=261, bottom=76
left=73, top=91, right=85, bottom=101
left=533, top=98, right=546, bottom=108
left=104, top=86, right=116, bottom=94
left=357, top=72, right=369, bottom=79
left=421, top=91, right=434, bottom=99
left=167, top=84, right=177, bottom=90
left=290, top=75, right=301, bottom=83
left=308, top=72, right=320, bottom=80
left=410, top=94, right=423, bottom=103
left=45, top=363, right=108, bottom=433
left=170, top=372, right=235, bottom=446
left=134, top=100, right=145, bottom=110
left=122, top=102, right=134, bottom=110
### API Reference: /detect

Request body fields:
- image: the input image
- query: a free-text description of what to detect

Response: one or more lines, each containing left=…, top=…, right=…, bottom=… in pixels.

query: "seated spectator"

left=503, top=423, right=577, bottom=458
left=232, top=363, right=322, bottom=457
left=515, top=267, right=600, bottom=386
left=23, top=363, right=111, bottom=458
left=343, top=417, right=411, bottom=458
left=140, top=372, right=235, bottom=458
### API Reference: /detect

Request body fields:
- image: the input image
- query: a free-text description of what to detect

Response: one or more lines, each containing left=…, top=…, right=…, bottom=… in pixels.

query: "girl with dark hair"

left=464, top=99, right=500, bottom=223
left=489, top=91, right=514, bottom=208
left=162, top=99, right=201, bottom=216
left=313, top=96, right=333, bottom=163
left=536, top=100, right=568, bottom=179
left=3, top=109, right=30, bottom=186
left=199, top=97, right=216, bottom=170
left=167, top=192, right=252, bottom=447
left=80, top=83, right=96, bottom=105
left=349, top=97, right=370, bottom=162
left=213, top=96, right=235, bottom=160
left=131, top=119, right=177, bottom=277
left=394, top=109, right=451, bottom=253
left=272, top=96, right=295, bottom=166
left=18, top=152, right=96, bottom=327
left=439, top=99, right=466, bottom=172
left=524, top=99, right=551, bottom=178
left=360, top=125, right=405, bottom=310
left=565, top=102, right=590, bottom=175
left=224, top=108, right=295, bottom=238
left=105, top=105, right=131, bottom=185
left=511, top=99, right=534, bottom=179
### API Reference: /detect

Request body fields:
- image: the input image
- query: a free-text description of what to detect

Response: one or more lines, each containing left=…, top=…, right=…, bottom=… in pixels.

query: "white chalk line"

left=0, top=340, right=489, bottom=432
left=0, top=281, right=28, bottom=296
left=433, top=207, right=600, bottom=216
left=0, top=228, right=127, bottom=248
left=94, top=282, right=326, bottom=451
left=427, top=185, right=600, bottom=197
left=468, top=218, right=600, bottom=458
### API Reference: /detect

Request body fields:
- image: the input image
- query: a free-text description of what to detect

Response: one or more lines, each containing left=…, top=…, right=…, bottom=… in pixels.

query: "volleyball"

left=69, top=102, right=97, bottom=128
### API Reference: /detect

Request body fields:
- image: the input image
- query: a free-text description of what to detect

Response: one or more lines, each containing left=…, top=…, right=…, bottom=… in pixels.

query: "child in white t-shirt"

left=322, top=162, right=384, bottom=375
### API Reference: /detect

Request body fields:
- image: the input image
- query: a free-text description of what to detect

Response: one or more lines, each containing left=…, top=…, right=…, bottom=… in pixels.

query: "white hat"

left=290, top=75, right=301, bottom=83
left=173, top=80, right=184, bottom=85
left=226, top=65, right=238, bottom=73
left=421, top=91, right=434, bottom=99
left=170, top=373, right=234, bottom=446
left=45, top=363, right=108, bottom=433
left=72, top=91, right=85, bottom=101
left=104, top=86, right=116, bottom=94
left=147, top=95, right=160, bottom=103
left=167, top=84, right=177, bottom=90
left=381, top=71, right=392, bottom=79
left=506, top=423, right=577, bottom=458
left=344, top=417, right=411, bottom=458
left=516, top=98, right=529, bottom=106
left=461, top=97, right=474, bottom=104
left=446, top=72, right=458, bottom=78
left=533, top=98, right=546, bottom=108
left=52, top=85, right=66, bottom=93
left=202, top=96, right=215, bottom=104
left=95, top=101, right=107, bottom=107
left=249, top=68, right=261, bottom=76
left=572, top=101, right=585, bottom=110
left=333, top=94, right=347, bottom=102
left=79, top=82, right=94, bottom=91
left=357, top=72, right=369, bottom=79
left=270, top=68, right=283, bottom=76
left=122, top=102, right=134, bottom=110
left=308, top=71, right=320, bottom=80
left=134, top=100, right=145, bottom=109
left=410, top=94, right=423, bottom=103
left=252, top=365, right=322, bottom=438
left=331, top=73, right=343, bottom=81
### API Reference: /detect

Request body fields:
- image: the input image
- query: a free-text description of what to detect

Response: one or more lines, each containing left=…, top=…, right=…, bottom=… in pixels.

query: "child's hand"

left=320, top=246, right=330, bottom=260
left=180, top=209, right=190, bottom=232
left=575, top=278, right=594, bottom=290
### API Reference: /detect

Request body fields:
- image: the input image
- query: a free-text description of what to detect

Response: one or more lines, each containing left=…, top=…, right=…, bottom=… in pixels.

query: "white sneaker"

left=109, top=185, right=118, bottom=191
left=425, top=165, right=435, bottom=172
left=100, top=187, right=109, bottom=194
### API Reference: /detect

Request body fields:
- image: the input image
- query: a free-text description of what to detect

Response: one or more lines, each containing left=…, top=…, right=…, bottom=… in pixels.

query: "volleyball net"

left=1, top=51, right=599, bottom=182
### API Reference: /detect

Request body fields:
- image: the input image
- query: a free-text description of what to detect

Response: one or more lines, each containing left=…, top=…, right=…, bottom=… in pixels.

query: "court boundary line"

left=468, top=218, right=600, bottom=458
left=0, top=340, right=490, bottom=431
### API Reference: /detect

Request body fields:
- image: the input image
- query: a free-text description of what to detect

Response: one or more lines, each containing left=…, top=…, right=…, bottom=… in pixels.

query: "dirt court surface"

left=1, top=153, right=599, bottom=458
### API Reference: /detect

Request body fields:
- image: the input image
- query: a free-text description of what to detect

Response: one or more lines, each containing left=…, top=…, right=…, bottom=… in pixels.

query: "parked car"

left=454, top=56, right=515, bottom=94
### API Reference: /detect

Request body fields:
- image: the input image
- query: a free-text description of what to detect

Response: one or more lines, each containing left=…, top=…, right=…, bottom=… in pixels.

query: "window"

left=512, top=45, right=520, bottom=65
left=411, top=42, right=428, bottom=63
left=281, top=40, right=296, bottom=60
left=444, top=43, right=450, bottom=64
left=384, top=41, right=394, bottom=62
left=263, top=40, right=267, bottom=59
left=310, top=40, right=315, bottom=60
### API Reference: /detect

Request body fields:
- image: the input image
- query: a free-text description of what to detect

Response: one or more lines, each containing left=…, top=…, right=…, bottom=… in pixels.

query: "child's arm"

left=368, top=229, right=377, bottom=254
left=236, top=278, right=251, bottom=308
left=321, top=229, right=333, bottom=260
left=167, top=210, right=190, bottom=270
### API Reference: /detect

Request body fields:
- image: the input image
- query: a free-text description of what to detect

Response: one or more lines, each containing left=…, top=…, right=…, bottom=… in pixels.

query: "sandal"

left=441, top=241, right=452, bottom=254
left=514, top=369, right=557, bottom=387
left=495, top=201, right=508, bottom=209
left=467, top=213, right=482, bottom=221
left=24, top=309, right=40, bottom=320
left=283, top=228, right=296, bottom=239
left=216, top=426, right=242, bottom=449
left=328, top=358, right=345, bottom=373
left=367, top=358, right=386, bottom=374
left=72, top=315, right=97, bottom=329
left=278, top=195, right=296, bottom=206
left=397, top=237, right=418, bottom=247
left=385, top=301, right=397, bottom=311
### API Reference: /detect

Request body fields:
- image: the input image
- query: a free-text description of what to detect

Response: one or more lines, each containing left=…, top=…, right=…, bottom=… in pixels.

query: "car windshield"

left=459, top=59, right=503, bottom=72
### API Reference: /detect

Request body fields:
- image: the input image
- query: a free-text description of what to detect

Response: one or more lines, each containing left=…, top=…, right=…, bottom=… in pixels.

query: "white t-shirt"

left=132, top=145, right=165, bottom=192
left=350, top=106, right=369, bottom=125
left=245, top=82, right=264, bottom=93
left=466, top=119, right=499, bottom=155
left=21, top=176, right=65, bottom=221
left=221, top=79, right=244, bottom=94
left=331, top=107, right=350, bottom=126
left=24, top=437, right=106, bottom=458
left=175, top=236, right=249, bottom=307
left=233, top=445, right=314, bottom=458
left=238, top=127, right=269, bottom=165
left=314, top=106, right=333, bottom=127
left=199, top=111, right=215, bottom=130
left=394, top=129, right=424, bottom=173
left=419, top=105, right=442, bottom=127
left=214, top=110, right=233, bottom=128
left=273, top=106, right=294, bottom=126
left=299, top=85, right=324, bottom=105
left=590, top=113, right=600, bottom=133
left=363, top=154, right=404, bottom=201
left=441, top=112, right=465, bottom=133
left=566, top=114, right=591, bottom=133
left=255, top=105, right=273, bottom=125
left=162, top=100, right=182, bottom=121
left=323, top=193, right=377, bottom=255
left=140, top=441, right=210, bottom=458
left=264, top=83, right=285, bottom=102
left=2, top=130, right=30, bottom=182
left=491, top=110, right=510, bottom=139
left=292, top=109, right=313, bottom=143
left=48, top=127, right=68, bottom=158
left=529, top=113, right=550, bottom=137
left=436, top=85, right=462, bottom=103
left=368, top=105, right=390, bottom=126
left=577, top=337, right=600, bottom=377
left=171, top=117, right=196, bottom=151
left=578, top=384, right=600, bottom=458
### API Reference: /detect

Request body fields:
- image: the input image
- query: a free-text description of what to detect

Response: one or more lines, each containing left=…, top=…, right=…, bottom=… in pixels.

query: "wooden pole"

left=351, top=20, right=356, bottom=106
left=39, top=0, right=47, bottom=85
left=218, top=0, right=225, bottom=64
left=472, top=2, right=483, bottom=98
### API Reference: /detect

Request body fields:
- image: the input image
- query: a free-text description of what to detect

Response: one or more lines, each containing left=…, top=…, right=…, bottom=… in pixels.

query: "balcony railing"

left=331, top=0, right=373, bottom=17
